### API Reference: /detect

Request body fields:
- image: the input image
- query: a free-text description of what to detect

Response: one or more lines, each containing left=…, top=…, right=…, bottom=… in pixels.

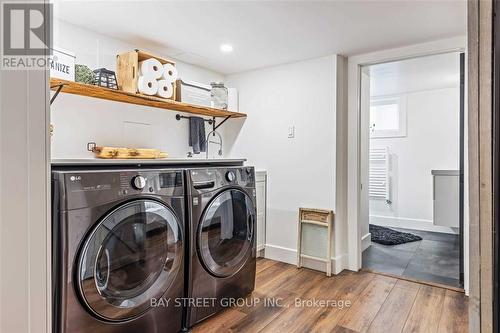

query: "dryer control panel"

left=187, top=167, right=255, bottom=195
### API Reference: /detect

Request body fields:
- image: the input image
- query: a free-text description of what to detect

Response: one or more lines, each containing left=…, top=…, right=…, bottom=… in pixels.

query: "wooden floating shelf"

left=49, top=78, right=246, bottom=119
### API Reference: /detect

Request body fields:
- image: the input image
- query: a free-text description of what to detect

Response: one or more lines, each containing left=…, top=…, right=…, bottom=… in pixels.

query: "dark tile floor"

left=362, top=227, right=461, bottom=288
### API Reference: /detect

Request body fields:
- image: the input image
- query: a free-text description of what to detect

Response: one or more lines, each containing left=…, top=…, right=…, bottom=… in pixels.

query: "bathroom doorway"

left=359, top=52, right=465, bottom=289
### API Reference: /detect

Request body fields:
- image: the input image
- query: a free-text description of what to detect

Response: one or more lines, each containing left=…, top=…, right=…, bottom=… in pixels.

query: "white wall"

left=368, top=53, right=460, bottom=233
left=51, top=20, right=226, bottom=159
left=225, top=55, right=347, bottom=272
left=370, top=88, right=460, bottom=231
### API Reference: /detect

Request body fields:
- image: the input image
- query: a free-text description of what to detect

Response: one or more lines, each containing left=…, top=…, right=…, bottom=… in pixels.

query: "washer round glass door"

left=198, top=189, right=255, bottom=277
left=77, top=199, right=182, bottom=322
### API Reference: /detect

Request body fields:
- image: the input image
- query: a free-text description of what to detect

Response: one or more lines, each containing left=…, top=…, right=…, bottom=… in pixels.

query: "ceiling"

left=53, top=0, right=466, bottom=75
left=369, top=52, right=460, bottom=97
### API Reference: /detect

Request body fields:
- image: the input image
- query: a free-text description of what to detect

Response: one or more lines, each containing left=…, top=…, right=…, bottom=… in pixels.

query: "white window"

left=370, top=96, right=407, bottom=138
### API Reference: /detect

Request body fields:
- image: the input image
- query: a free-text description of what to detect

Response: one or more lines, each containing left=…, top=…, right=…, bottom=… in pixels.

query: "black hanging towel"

left=189, top=116, right=206, bottom=154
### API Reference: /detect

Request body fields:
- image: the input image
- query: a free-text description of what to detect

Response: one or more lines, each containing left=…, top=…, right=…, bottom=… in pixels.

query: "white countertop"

left=51, top=158, right=247, bottom=166
left=431, top=169, right=459, bottom=176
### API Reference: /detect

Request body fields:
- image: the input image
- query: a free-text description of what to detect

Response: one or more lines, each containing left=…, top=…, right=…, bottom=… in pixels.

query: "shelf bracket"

left=50, top=83, right=66, bottom=105
left=213, top=115, right=232, bottom=132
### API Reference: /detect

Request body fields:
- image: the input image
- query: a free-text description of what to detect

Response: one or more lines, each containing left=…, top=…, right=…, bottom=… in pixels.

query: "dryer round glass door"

left=198, top=189, right=255, bottom=277
left=77, top=199, right=183, bottom=322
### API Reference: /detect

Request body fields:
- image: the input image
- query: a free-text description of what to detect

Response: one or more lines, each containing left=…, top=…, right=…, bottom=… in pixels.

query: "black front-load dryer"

left=184, top=167, right=257, bottom=327
left=52, top=168, right=185, bottom=333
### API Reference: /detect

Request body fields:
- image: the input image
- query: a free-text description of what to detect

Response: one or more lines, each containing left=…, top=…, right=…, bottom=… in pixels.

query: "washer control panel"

left=57, top=169, right=184, bottom=210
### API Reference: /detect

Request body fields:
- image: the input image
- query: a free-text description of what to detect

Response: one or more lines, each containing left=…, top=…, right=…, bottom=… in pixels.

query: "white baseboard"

left=370, top=215, right=458, bottom=234
left=264, top=244, right=347, bottom=274
left=256, top=246, right=265, bottom=258
left=361, top=233, right=371, bottom=251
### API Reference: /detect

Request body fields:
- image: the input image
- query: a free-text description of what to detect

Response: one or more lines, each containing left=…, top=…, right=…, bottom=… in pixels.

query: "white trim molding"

left=264, top=244, right=348, bottom=275
left=361, top=233, right=372, bottom=251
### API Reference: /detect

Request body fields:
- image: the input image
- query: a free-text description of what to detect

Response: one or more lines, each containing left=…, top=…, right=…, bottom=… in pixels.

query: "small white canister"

left=49, top=47, right=75, bottom=81
left=227, top=88, right=239, bottom=112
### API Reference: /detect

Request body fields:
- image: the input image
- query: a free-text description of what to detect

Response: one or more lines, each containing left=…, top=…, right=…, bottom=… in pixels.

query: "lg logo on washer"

left=70, top=175, right=81, bottom=182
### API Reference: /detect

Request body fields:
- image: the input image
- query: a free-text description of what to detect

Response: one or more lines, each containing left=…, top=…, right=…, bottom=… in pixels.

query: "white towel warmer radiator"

left=369, top=147, right=391, bottom=204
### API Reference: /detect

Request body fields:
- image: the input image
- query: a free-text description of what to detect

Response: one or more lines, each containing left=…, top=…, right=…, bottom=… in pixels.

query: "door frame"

left=472, top=1, right=495, bottom=332
left=459, top=52, right=466, bottom=287
left=493, top=0, right=500, bottom=329
left=346, top=36, right=466, bottom=275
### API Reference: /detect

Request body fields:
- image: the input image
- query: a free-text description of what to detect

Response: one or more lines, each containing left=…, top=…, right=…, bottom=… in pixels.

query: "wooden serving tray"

left=87, top=142, right=168, bottom=159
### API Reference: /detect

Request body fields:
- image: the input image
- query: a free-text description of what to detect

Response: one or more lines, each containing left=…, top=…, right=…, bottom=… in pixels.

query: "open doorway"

left=360, top=52, right=465, bottom=289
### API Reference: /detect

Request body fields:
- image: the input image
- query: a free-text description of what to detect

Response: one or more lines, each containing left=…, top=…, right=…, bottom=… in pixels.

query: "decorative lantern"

left=93, top=68, right=118, bottom=89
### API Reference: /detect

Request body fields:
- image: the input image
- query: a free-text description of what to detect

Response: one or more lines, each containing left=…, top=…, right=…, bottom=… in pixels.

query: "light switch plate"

left=288, top=125, right=295, bottom=138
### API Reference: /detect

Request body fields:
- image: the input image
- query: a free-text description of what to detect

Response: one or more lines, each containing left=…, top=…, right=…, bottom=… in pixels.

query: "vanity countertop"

left=51, top=158, right=247, bottom=167
left=431, top=169, right=459, bottom=176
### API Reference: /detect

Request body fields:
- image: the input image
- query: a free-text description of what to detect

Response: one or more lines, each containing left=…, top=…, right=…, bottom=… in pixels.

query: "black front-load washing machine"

left=184, top=167, right=257, bottom=328
left=52, top=168, right=185, bottom=333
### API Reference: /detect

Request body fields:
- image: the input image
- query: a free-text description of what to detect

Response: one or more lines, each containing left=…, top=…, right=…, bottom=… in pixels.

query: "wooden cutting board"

left=88, top=143, right=168, bottom=159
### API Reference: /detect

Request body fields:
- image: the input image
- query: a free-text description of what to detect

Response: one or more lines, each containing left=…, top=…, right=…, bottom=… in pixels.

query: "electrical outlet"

left=288, top=125, right=295, bottom=138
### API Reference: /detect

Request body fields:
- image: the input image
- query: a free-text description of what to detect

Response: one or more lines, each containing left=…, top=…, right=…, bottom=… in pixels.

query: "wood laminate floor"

left=192, top=258, right=468, bottom=333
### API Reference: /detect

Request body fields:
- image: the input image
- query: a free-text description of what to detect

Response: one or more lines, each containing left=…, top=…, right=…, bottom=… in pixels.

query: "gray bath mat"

left=369, top=224, right=422, bottom=245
